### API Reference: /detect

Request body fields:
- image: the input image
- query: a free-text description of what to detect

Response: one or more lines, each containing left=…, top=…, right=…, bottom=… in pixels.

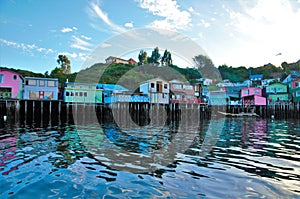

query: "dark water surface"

left=0, top=118, right=299, bottom=198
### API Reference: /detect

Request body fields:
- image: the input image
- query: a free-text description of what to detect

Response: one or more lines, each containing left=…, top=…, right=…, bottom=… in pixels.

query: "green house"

left=265, top=83, right=289, bottom=104
left=64, top=82, right=103, bottom=103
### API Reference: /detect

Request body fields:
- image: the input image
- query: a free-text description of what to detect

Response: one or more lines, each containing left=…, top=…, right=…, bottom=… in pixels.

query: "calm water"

left=0, top=117, right=299, bottom=198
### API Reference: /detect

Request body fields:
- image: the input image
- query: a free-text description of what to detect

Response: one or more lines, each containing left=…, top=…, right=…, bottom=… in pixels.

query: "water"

left=0, top=118, right=299, bottom=198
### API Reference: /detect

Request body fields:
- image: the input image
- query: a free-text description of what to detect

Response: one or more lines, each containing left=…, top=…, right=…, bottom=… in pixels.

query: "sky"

left=0, top=0, right=299, bottom=74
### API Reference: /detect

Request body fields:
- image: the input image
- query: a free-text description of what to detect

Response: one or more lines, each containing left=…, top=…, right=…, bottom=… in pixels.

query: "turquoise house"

left=64, top=82, right=103, bottom=103
left=265, top=83, right=289, bottom=104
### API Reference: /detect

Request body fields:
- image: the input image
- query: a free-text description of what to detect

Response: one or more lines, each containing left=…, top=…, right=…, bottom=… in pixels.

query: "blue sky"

left=0, top=0, right=299, bottom=74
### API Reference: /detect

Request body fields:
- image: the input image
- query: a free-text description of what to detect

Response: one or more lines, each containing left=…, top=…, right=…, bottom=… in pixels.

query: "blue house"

left=250, top=74, right=263, bottom=86
left=23, top=77, right=59, bottom=100
left=97, top=84, right=129, bottom=104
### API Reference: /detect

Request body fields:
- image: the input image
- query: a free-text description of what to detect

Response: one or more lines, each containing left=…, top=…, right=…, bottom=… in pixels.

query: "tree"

left=57, top=54, right=71, bottom=74
left=148, top=47, right=160, bottom=65
left=193, top=55, right=214, bottom=69
left=161, top=49, right=172, bottom=66
left=138, top=50, right=148, bottom=65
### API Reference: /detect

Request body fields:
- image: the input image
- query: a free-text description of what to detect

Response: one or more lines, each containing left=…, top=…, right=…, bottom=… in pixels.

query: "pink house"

left=241, top=87, right=266, bottom=106
left=0, top=69, right=24, bottom=99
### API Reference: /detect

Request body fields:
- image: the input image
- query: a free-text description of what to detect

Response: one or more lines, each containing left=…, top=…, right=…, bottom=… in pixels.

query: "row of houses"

left=0, top=69, right=208, bottom=104
left=1, top=68, right=300, bottom=106
left=210, top=71, right=300, bottom=105
left=0, top=69, right=58, bottom=100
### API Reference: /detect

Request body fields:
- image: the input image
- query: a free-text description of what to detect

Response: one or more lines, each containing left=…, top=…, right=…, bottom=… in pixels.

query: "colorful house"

left=208, top=91, right=227, bottom=105
left=139, top=78, right=170, bottom=104
left=97, top=84, right=129, bottom=104
left=265, top=83, right=289, bottom=104
left=0, top=69, right=24, bottom=99
left=250, top=74, right=263, bottom=86
left=282, top=71, right=300, bottom=89
left=169, top=80, right=200, bottom=104
left=64, top=82, right=102, bottom=103
left=241, top=87, right=266, bottom=106
left=113, top=92, right=150, bottom=103
left=23, top=77, right=59, bottom=100
left=194, top=83, right=209, bottom=103
left=291, top=78, right=300, bottom=103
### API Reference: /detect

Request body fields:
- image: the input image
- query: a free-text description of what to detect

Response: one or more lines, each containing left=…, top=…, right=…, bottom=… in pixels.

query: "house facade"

left=169, top=80, right=200, bottom=104
left=64, top=82, right=102, bottom=103
left=241, top=87, right=266, bottom=106
left=139, top=78, right=169, bottom=104
left=0, top=69, right=23, bottom=99
left=24, top=77, right=59, bottom=100
left=209, top=91, right=227, bottom=105
left=291, top=78, right=300, bottom=103
left=265, top=83, right=289, bottom=104
left=97, top=84, right=129, bottom=104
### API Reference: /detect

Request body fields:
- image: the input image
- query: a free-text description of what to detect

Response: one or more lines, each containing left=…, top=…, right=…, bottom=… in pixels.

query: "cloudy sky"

left=0, top=0, right=299, bottom=73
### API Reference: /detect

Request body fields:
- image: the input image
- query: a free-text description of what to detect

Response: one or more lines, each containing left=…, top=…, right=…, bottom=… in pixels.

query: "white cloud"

left=88, top=2, right=125, bottom=33
left=81, top=35, right=92, bottom=40
left=70, top=35, right=93, bottom=51
left=58, top=52, right=78, bottom=59
left=0, top=38, right=55, bottom=55
left=61, top=27, right=73, bottom=33
left=226, top=0, right=300, bottom=66
left=72, top=26, right=78, bottom=30
left=57, top=52, right=88, bottom=61
left=137, top=0, right=192, bottom=30
left=124, top=22, right=134, bottom=28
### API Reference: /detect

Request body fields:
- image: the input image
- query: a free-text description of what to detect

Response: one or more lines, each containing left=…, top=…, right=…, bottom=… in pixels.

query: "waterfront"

left=0, top=117, right=299, bottom=198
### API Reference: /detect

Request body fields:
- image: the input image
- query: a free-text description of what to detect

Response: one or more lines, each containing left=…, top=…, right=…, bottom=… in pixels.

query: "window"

left=47, top=80, right=55, bottom=87
left=151, top=83, right=155, bottom=88
left=296, top=91, right=300, bottom=97
left=75, top=92, right=78, bottom=96
left=66, top=92, right=70, bottom=96
left=244, top=90, right=249, bottom=95
left=84, top=92, right=87, bottom=97
left=39, top=80, right=45, bottom=86
left=0, top=74, right=3, bottom=83
left=164, top=84, right=168, bottom=89
left=163, top=93, right=168, bottom=98
left=71, top=92, right=74, bottom=96
left=28, top=79, right=37, bottom=86
left=254, top=90, right=259, bottom=94
left=79, top=92, right=83, bottom=97
left=183, top=85, right=193, bottom=90
left=13, top=75, right=17, bottom=80
left=277, top=88, right=283, bottom=92
left=296, top=82, right=300, bottom=88
left=173, top=84, right=182, bottom=89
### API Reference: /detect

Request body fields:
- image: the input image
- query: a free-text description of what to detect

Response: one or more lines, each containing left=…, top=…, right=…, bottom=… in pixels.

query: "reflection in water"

left=0, top=118, right=299, bottom=198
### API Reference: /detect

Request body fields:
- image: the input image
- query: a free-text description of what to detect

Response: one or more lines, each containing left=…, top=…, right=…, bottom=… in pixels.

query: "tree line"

left=1, top=50, right=299, bottom=86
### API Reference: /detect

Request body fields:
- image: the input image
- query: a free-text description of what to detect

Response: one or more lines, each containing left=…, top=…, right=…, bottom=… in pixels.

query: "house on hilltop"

left=105, top=56, right=137, bottom=65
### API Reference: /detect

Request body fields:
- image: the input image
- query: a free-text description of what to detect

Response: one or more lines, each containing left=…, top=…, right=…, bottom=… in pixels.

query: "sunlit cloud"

left=137, top=0, right=192, bottom=30
left=226, top=0, right=300, bottom=66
